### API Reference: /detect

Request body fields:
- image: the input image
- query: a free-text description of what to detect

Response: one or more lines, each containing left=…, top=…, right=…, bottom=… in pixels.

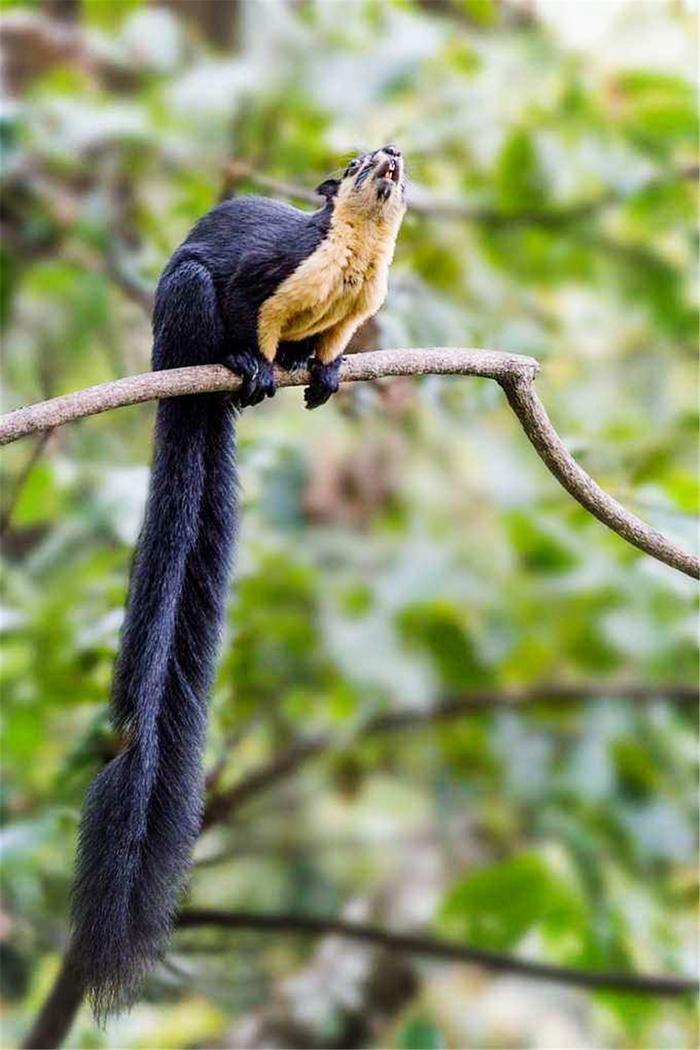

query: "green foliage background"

left=1, top=1, right=698, bottom=1047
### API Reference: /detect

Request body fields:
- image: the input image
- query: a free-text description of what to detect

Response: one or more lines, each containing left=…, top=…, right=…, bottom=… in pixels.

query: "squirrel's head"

left=316, top=145, right=407, bottom=223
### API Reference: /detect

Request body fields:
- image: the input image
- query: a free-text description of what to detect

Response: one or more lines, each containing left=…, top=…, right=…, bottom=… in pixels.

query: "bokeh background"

left=1, top=1, right=698, bottom=1047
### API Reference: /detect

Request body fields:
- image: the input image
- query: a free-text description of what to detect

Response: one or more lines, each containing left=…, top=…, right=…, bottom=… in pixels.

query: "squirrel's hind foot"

left=304, top=357, right=342, bottom=410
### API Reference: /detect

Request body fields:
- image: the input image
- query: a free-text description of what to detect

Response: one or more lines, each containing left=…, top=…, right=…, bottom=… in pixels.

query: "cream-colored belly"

left=257, top=208, right=400, bottom=361
left=281, top=280, right=368, bottom=341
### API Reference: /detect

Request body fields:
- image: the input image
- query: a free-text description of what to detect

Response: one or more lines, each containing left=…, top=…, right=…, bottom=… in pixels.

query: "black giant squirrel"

left=69, top=146, right=407, bottom=1017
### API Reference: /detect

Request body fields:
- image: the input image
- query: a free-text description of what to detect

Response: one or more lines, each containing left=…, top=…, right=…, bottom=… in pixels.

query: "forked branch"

left=1, top=348, right=697, bottom=578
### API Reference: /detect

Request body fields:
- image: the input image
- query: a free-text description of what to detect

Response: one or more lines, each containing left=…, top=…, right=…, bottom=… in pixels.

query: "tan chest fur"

left=257, top=204, right=402, bottom=358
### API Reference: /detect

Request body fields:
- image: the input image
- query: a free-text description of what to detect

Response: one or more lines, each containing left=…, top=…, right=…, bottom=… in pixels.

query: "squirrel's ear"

left=316, top=178, right=340, bottom=200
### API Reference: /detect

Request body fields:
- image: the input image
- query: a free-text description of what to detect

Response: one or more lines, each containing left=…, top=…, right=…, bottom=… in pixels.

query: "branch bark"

left=2, top=348, right=697, bottom=578
left=500, top=375, right=699, bottom=579
left=0, top=349, right=536, bottom=444
left=365, top=680, right=700, bottom=728
left=177, top=909, right=698, bottom=998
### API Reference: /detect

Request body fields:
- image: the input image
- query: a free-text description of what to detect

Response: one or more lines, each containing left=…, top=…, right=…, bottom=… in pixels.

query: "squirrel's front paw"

left=304, top=357, right=342, bottom=410
left=221, top=351, right=276, bottom=407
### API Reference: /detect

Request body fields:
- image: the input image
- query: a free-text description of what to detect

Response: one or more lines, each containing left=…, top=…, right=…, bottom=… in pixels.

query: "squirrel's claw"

left=222, top=352, right=276, bottom=407
left=304, top=357, right=342, bottom=410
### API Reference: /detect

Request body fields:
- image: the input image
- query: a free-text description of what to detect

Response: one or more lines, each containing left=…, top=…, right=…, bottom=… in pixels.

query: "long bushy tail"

left=70, top=261, right=237, bottom=1019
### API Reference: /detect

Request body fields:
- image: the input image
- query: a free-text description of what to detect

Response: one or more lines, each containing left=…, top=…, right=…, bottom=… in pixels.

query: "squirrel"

left=69, top=145, right=406, bottom=1017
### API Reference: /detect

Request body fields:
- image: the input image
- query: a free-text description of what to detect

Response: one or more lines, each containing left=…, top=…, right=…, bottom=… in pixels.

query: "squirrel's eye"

left=345, top=160, right=361, bottom=176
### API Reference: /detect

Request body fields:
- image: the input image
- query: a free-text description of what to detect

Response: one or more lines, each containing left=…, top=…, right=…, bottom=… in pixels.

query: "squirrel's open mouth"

left=374, top=155, right=401, bottom=183
left=372, top=150, right=403, bottom=201
left=350, top=146, right=404, bottom=203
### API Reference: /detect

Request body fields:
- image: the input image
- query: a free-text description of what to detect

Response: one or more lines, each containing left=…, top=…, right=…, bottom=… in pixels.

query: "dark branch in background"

left=22, top=954, right=83, bottom=1050
left=0, top=9, right=138, bottom=94
left=222, top=161, right=318, bottom=206
left=365, top=680, right=700, bottom=727
left=25, top=675, right=699, bottom=1047
left=1, top=349, right=697, bottom=578
left=0, top=428, right=53, bottom=537
left=204, top=681, right=698, bottom=827
left=414, top=0, right=538, bottom=31
left=103, top=246, right=155, bottom=314
left=223, top=160, right=699, bottom=225
left=177, top=909, right=698, bottom=998
left=203, top=735, right=324, bottom=829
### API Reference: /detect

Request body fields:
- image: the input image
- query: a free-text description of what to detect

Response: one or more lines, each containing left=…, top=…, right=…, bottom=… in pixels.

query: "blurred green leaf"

left=494, top=128, right=549, bottom=214
left=396, top=599, right=493, bottom=688
left=506, top=510, right=579, bottom=574
left=438, top=852, right=586, bottom=951
left=398, top=1015, right=445, bottom=1050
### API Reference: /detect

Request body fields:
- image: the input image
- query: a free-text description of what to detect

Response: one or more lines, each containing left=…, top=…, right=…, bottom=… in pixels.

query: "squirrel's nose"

left=382, top=144, right=401, bottom=157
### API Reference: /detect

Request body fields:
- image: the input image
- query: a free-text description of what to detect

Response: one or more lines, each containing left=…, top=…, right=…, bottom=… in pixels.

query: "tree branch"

left=177, top=909, right=698, bottom=998
left=203, top=735, right=325, bottom=829
left=0, top=428, right=53, bottom=536
left=202, top=681, right=697, bottom=827
left=499, top=375, right=699, bottom=579
left=366, top=681, right=700, bottom=730
left=103, top=246, right=155, bottom=314
left=25, top=680, right=699, bottom=1046
left=0, top=348, right=536, bottom=445
left=22, top=953, right=84, bottom=1050
left=1, top=348, right=697, bottom=578
left=224, top=161, right=699, bottom=224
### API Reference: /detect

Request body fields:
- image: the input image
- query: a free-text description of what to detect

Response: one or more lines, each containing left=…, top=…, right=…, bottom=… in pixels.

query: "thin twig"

left=224, top=161, right=318, bottom=206
left=1, top=348, right=696, bottom=578
left=203, top=735, right=325, bottom=829
left=178, top=909, right=698, bottom=998
left=0, top=428, right=53, bottom=537
left=103, top=248, right=156, bottom=313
